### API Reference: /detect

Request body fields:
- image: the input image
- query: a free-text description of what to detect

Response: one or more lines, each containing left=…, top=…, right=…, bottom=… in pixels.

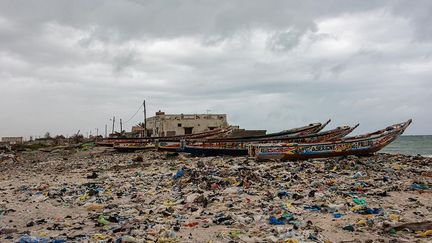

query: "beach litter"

left=0, top=149, right=431, bottom=242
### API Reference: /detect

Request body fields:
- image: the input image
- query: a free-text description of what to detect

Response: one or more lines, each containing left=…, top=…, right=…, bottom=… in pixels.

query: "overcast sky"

left=0, top=0, right=431, bottom=138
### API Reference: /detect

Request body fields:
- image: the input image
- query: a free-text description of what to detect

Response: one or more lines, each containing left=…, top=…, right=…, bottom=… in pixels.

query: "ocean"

left=380, top=135, right=432, bottom=157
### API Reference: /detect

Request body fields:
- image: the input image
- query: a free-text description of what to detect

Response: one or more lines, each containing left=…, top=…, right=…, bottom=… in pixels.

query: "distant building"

left=132, top=110, right=229, bottom=137
left=1, top=137, right=23, bottom=145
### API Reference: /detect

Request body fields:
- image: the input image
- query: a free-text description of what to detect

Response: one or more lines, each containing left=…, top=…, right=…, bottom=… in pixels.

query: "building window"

left=184, top=127, right=193, bottom=134
left=178, top=123, right=182, bottom=127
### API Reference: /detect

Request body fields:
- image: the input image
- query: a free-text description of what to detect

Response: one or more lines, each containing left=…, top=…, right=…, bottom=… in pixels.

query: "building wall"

left=141, top=112, right=228, bottom=137
left=1, top=137, right=23, bottom=145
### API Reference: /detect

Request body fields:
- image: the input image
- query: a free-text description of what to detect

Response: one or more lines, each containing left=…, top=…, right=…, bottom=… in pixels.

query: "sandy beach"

left=1, top=148, right=431, bottom=242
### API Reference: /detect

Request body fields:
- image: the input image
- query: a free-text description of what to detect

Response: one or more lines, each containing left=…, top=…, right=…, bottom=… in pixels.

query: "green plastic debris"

left=343, top=224, right=355, bottom=232
left=353, top=197, right=367, bottom=206
left=282, top=211, right=294, bottom=220
left=288, top=220, right=302, bottom=227
left=98, top=215, right=110, bottom=226
left=228, top=230, right=243, bottom=238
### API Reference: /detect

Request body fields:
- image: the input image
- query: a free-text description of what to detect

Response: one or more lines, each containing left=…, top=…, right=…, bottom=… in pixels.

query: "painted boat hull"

left=155, top=120, right=335, bottom=154
left=204, top=120, right=331, bottom=142
left=250, top=120, right=412, bottom=161
left=182, top=146, right=248, bottom=156
left=113, top=143, right=155, bottom=152
left=97, top=127, right=231, bottom=147
left=158, top=146, right=180, bottom=152
left=157, top=142, right=181, bottom=152
left=181, top=124, right=357, bottom=157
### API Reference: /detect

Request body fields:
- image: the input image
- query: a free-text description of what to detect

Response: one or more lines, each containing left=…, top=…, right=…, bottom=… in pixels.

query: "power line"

left=123, top=103, right=144, bottom=125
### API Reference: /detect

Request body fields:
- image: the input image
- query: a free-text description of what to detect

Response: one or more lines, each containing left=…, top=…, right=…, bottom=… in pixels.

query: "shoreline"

left=378, top=152, right=432, bottom=158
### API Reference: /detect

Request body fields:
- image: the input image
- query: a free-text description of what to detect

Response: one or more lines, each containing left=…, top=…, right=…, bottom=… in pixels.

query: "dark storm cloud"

left=0, top=0, right=431, bottom=137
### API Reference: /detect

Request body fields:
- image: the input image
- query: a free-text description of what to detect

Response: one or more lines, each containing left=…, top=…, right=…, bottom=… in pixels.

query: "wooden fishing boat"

left=97, top=127, right=231, bottom=147
left=209, top=119, right=331, bottom=141
left=250, top=119, right=412, bottom=161
left=276, top=124, right=359, bottom=143
left=97, top=140, right=117, bottom=147
left=156, top=141, right=182, bottom=152
left=112, top=127, right=234, bottom=152
left=181, top=124, right=358, bottom=157
left=157, top=120, right=332, bottom=152
left=113, top=142, right=155, bottom=152
left=181, top=145, right=249, bottom=156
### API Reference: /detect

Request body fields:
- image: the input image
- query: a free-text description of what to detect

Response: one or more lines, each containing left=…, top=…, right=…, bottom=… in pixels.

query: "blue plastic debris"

left=18, top=235, right=66, bottom=243
left=333, top=212, right=343, bottom=218
left=304, top=205, right=321, bottom=212
left=19, top=235, right=50, bottom=243
left=355, top=207, right=382, bottom=215
left=173, top=169, right=185, bottom=179
left=411, top=183, right=429, bottom=190
left=366, top=208, right=382, bottom=214
left=52, top=240, right=67, bottom=243
left=308, top=233, right=319, bottom=241
left=277, top=190, right=289, bottom=198
left=269, top=216, right=285, bottom=225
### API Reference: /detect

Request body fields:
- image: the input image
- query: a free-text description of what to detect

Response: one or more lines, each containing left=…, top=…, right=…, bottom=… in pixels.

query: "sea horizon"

left=380, top=135, right=432, bottom=157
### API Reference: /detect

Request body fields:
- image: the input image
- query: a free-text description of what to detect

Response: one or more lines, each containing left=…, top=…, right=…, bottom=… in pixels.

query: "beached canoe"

left=156, top=141, right=182, bottom=152
left=208, top=119, right=331, bottom=141
left=97, top=127, right=232, bottom=147
left=157, top=120, right=332, bottom=152
left=181, top=124, right=357, bottom=156
left=249, top=119, right=412, bottom=161
left=182, top=145, right=249, bottom=156
left=115, top=121, right=328, bottom=152
left=113, top=142, right=155, bottom=152
left=267, top=124, right=358, bottom=143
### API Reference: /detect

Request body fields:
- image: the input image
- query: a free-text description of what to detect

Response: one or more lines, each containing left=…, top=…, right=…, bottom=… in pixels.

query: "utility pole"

left=105, top=124, right=107, bottom=138
left=112, top=116, right=115, bottom=134
left=143, top=99, right=147, bottom=137
left=120, top=119, right=123, bottom=133
left=96, top=128, right=99, bottom=137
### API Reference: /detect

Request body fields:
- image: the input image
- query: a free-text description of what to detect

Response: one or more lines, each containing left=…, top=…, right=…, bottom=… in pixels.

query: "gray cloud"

left=0, top=0, right=431, bottom=138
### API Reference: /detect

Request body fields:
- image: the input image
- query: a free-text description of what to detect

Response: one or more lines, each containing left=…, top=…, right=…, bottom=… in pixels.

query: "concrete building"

left=1, top=137, right=23, bottom=145
left=132, top=110, right=228, bottom=137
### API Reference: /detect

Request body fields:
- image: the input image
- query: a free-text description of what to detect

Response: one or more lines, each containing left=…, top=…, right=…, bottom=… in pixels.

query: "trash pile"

left=0, top=148, right=431, bottom=242
left=0, top=152, right=16, bottom=163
